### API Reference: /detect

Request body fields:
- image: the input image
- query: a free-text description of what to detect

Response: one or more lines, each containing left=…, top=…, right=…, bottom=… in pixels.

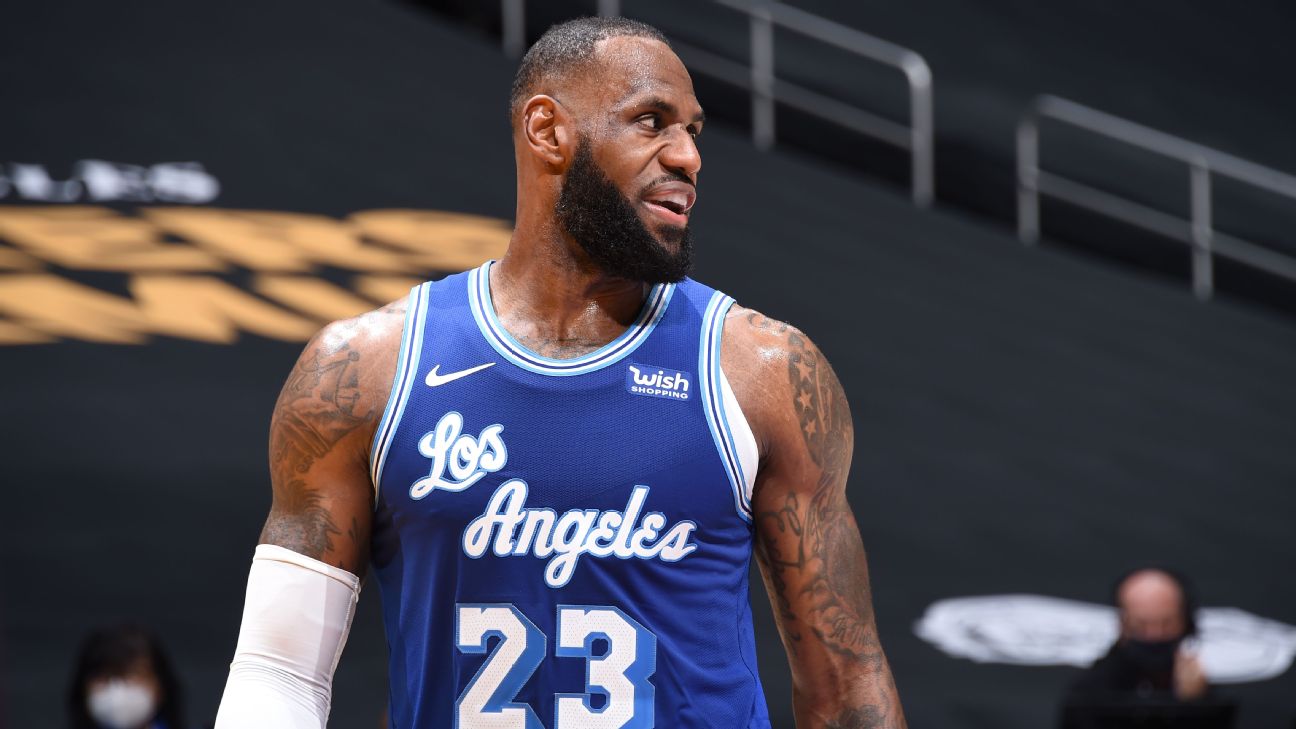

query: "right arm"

left=215, top=300, right=405, bottom=728
left=260, top=311, right=397, bottom=574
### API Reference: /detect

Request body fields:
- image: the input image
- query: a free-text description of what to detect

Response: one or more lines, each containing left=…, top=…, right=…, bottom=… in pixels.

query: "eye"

left=636, top=113, right=663, bottom=131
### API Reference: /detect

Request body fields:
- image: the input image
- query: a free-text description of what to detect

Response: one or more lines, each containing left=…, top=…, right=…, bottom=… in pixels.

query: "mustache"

left=639, top=171, right=695, bottom=196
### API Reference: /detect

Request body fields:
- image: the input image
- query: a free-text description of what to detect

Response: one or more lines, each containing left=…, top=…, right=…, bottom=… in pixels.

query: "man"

left=1066, top=568, right=1208, bottom=701
left=215, top=17, right=905, bottom=729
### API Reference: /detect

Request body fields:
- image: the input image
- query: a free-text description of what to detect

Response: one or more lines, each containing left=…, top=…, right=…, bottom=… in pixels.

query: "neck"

left=489, top=219, right=651, bottom=359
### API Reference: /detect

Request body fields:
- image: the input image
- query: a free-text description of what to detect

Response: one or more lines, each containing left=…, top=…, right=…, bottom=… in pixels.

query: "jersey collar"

left=467, top=261, right=675, bottom=377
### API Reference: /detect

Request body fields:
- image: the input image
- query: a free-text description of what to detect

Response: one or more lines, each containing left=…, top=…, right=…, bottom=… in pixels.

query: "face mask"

left=1118, top=637, right=1180, bottom=673
left=87, top=679, right=157, bottom=729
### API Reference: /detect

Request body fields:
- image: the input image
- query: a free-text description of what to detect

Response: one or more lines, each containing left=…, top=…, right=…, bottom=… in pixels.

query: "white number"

left=455, top=604, right=657, bottom=729
left=456, top=605, right=545, bottom=729
left=556, top=605, right=656, bottom=728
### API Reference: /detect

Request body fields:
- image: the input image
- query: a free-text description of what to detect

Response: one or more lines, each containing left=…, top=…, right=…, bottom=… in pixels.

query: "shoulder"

left=274, top=296, right=410, bottom=433
left=312, top=295, right=408, bottom=361
left=719, top=303, right=829, bottom=394
left=719, top=304, right=852, bottom=464
left=719, top=303, right=802, bottom=353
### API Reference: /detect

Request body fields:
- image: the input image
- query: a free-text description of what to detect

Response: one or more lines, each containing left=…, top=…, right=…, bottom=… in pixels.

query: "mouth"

left=641, top=182, right=696, bottom=227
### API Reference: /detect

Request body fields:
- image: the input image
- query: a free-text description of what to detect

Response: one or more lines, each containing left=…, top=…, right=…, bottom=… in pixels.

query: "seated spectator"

left=1067, top=567, right=1207, bottom=700
left=67, top=623, right=184, bottom=729
left=1059, top=567, right=1238, bottom=729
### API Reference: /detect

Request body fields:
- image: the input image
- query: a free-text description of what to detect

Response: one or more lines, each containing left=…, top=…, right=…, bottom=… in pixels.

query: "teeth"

left=648, top=195, right=686, bottom=213
left=644, top=186, right=694, bottom=215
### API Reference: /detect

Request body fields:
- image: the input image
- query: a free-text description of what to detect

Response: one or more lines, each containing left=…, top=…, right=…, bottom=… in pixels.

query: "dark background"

left=3, top=1, right=1295, bottom=727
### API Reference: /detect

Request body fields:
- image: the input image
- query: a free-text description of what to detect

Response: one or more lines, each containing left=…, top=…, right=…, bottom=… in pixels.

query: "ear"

left=522, top=95, right=574, bottom=171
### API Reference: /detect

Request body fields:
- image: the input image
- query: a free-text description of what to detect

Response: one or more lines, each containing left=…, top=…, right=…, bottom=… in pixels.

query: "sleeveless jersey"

left=369, top=261, right=768, bottom=729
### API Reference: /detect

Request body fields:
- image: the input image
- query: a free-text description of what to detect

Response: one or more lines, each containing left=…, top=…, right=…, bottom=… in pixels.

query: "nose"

left=659, top=127, right=701, bottom=182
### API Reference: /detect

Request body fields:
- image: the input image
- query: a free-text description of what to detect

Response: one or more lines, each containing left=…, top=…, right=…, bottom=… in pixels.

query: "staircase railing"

left=1018, top=95, right=1296, bottom=300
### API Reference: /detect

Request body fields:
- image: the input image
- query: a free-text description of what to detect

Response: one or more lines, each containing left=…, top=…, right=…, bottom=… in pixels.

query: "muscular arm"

left=723, top=307, right=906, bottom=729
left=215, top=300, right=405, bottom=729
left=261, top=300, right=406, bottom=574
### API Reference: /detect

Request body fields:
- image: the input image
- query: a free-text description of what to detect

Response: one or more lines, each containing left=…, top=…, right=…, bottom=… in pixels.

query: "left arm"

left=723, top=307, right=906, bottom=729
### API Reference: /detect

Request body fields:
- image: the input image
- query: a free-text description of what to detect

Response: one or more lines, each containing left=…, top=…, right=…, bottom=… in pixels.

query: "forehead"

left=1119, top=573, right=1183, bottom=613
left=585, top=36, right=698, bottom=110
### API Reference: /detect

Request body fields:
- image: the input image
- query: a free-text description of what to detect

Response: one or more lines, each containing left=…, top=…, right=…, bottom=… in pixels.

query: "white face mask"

left=87, top=679, right=157, bottom=729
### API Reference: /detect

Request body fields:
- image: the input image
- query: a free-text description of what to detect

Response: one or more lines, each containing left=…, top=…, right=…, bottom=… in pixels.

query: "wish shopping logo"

left=626, top=363, right=691, bottom=401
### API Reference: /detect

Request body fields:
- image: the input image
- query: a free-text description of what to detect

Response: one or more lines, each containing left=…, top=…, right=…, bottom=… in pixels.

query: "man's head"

left=1114, top=568, right=1196, bottom=643
left=511, top=17, right=704, bottom=283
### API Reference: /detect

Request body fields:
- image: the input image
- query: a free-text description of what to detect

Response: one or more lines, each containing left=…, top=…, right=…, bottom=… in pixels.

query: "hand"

left=1173, top=648, right=1208, bottom=700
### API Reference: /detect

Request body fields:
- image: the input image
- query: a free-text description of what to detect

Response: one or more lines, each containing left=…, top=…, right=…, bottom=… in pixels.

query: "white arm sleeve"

left=214, top=544, right=361, bottom=729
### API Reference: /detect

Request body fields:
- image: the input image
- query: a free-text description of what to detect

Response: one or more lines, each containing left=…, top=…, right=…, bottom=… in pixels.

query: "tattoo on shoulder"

left=741, top=309, right=790, bottom=335
left=786, top=330, right=850, bottom=471
left=269, top=327, right=373, bottom=477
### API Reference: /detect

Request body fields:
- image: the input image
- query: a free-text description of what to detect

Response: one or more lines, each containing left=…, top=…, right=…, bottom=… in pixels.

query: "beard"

left=555, top=139, right=693, bottom=284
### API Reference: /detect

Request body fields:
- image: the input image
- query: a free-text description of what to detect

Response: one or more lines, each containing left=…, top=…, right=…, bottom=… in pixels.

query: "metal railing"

left=502, top=0, right=934, bottom=207
left=1018, top=95, right=1296, bottom=300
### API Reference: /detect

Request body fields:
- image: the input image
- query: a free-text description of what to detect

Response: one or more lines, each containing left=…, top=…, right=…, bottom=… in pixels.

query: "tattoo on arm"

left=261, top=480, right=343, bottom=559
left=261, top=328, right=373, bottom=568
left=756, top=491, right=806, bottom=651
left=824, top=706, right=896, bottom=729
left=758, top=330, right=877, bottom=661
left=752, top=327, right=905, bottom=728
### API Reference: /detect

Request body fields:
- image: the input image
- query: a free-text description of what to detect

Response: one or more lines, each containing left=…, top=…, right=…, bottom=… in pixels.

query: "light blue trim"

left=709, top=296, right=750, bottom=513
left=697, top=291, right=751, bottom=522
left=370, top=282, right=430, bottom=495
left=710, top=299, right=750, bottom=510
left=474, top=261, right=662, bottom=366
left=369, top=283, right=421, bottom=486
left=468, top=262, right=675, bottom=377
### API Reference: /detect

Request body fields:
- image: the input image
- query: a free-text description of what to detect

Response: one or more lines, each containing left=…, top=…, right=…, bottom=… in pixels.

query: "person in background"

left=67, top=624, right=185, bottom=729
left=1068, top=567, right=1209, bottom=700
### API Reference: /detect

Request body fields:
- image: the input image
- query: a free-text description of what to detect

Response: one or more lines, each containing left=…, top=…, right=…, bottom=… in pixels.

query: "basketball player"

left=215, top=17, right=905, bottom=729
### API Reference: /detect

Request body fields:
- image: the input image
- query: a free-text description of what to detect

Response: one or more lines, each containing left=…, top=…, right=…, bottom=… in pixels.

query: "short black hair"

left=509, top=16, right=670, bottom=121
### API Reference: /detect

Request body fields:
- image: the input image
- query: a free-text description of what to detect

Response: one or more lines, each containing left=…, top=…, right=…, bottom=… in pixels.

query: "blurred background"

left=2, top=0, right=1294, bottom=727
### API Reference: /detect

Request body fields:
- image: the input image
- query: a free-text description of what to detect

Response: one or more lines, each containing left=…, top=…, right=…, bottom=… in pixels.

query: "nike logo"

left=425, top=362, right=496, bottom=387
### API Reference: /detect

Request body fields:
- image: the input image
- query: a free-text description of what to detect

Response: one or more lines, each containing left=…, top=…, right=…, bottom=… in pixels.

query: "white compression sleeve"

left=214, top=544, right=360, bottom=729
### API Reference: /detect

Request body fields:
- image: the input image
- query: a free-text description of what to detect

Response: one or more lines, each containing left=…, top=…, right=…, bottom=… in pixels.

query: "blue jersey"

left=370, top=262, right=767, bottom=729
